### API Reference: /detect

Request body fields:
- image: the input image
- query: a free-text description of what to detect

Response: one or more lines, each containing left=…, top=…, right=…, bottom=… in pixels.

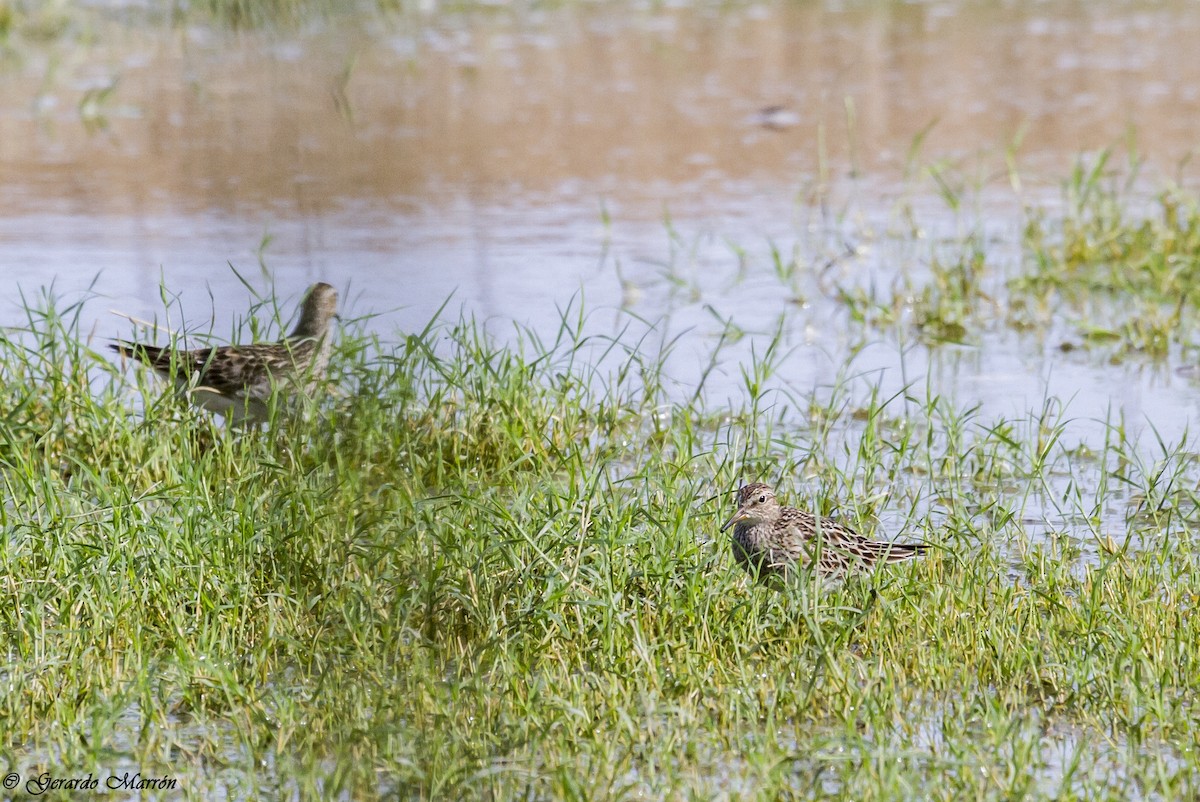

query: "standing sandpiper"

left=111, top=282, right=338, bottom=425
left=720, top=482, right=928, bottom=585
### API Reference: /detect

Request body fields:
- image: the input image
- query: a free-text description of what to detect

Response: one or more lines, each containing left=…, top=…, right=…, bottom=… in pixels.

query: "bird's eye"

left=758, top=495, right=766, bottom=503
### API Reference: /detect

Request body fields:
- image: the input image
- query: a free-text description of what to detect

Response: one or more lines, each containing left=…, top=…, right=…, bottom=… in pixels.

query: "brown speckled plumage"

left=720, top=482, right=928, bottom=584
left=111, top=283, right=338, bottom=424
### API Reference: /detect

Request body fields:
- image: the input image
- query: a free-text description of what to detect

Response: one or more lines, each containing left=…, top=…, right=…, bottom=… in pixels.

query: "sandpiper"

left=111, top=282, right=338, bottom=425
left=720, top=482, right=928, bottom=585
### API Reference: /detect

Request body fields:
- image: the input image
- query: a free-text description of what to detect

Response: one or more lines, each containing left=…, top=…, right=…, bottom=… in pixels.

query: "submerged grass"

left=1010, top=151, right=1200, bottom=357
left=823, top=145, right=1200, bottom=361
left=1, top=257, right=1200, bottom=799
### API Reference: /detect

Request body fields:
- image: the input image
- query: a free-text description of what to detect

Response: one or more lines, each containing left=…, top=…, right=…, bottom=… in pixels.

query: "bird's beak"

left=720, top=507, right=747, bottom=533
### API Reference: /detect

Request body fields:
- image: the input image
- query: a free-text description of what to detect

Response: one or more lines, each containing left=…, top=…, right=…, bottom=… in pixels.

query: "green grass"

left=2, top=229, right=1200, bottom=799
left=4, top=0, right=1199, bottom=794
left=839, top=146, right=1200, bottom=357
left=1013, top=158, right=1200, bottom=358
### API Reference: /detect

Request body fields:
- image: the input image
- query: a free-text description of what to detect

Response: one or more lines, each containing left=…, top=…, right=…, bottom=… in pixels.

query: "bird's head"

left=720, top=482, right=780, bottom=532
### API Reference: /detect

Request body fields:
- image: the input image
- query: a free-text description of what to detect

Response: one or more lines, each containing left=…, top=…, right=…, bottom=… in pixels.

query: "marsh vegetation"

left=4, top=169, right=1200, bottom=798
left=5, top=0, right=1200, bottom=799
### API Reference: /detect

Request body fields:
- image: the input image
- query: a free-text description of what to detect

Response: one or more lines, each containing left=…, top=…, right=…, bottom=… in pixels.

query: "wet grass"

left=2, top=0, right=1198, bottom=795
left=843, top=146, right=1200, bottom=358
left=3, top=209, right=1200, bottom=800
left=1014, top=155, right=1200, bottom=358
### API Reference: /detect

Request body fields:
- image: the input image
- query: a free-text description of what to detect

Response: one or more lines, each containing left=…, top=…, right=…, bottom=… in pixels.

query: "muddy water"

left=4, top=1, right=1200, bottom=441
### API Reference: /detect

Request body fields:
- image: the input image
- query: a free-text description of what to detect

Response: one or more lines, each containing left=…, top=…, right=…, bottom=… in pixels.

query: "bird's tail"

left=881, top=542, right=929, bottom=563
left=109, top=340, right=166, bottom=366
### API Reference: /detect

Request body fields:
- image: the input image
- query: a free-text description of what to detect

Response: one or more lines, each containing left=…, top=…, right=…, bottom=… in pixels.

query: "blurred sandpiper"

left=111, top=282, right=338, bottom=425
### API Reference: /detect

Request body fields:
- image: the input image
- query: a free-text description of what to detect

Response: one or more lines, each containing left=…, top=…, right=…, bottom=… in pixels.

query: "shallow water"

left=5, top=0, right=1200, bottom=443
